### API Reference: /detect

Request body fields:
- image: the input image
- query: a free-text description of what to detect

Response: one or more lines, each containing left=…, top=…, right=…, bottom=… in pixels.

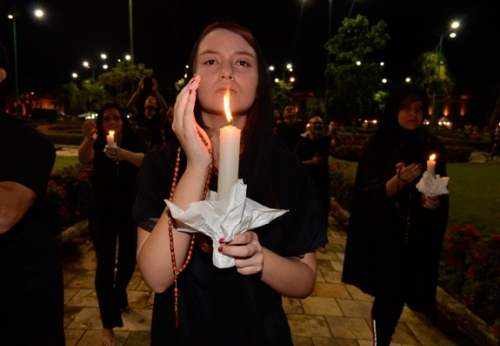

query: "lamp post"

left=129, top=0, right=134, bottom=63
left=8, top=7, right=44, bottom=116
left=432, top=21, right=459, bottom=133
left=324, top=0, right=333, bottom=131
left=82, top=54, right=107, bottom=115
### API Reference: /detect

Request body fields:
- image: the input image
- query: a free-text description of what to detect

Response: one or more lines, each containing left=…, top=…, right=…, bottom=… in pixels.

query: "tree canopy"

left=324, top=14, right=390, bottom=126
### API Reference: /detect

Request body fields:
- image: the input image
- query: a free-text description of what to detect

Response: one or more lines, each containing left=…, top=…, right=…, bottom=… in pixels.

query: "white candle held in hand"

left=427, top=154, right=436, bottom=176
left=217, top=89, right=241, bottom=201
left=107, top=131, right=117, bottom=147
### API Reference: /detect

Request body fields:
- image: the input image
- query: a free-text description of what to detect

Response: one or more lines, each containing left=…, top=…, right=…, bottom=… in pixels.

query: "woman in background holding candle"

left=134, top=22, right=327, bottom=345
left=78, top=103, right=148, bottom=346
left=342, top=84, right=449, bottom=346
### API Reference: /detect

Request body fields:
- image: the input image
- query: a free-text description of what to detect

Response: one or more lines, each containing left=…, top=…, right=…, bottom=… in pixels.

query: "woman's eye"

left=204, top=59, right=216, bottom=65
left=237, top=60, right=250, bottom=67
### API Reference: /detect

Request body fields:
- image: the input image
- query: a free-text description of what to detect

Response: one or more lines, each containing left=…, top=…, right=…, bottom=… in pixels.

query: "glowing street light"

left=382, top=78, right=387, bottom=83
left=433, top=20, right=461, bottom=133
left=72, top=72, right=78, bottom=78
left=405, top=77, right=411, bottom=83
left=8, top=7, right=44, bottom=116
left=125, top=54, right=131, bottom=61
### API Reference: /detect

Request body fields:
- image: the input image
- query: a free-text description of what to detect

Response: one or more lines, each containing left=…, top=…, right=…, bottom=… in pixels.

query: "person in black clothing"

left=0, top=41, right=65, bottom=346
left=276, top=104, right=307, bottom=151
left=133, top=22, right=327, bottom=345
left=127, top=77, right=173, bottom=147
left=342, top=84, right=449, bottom=345
left=295, top=116, right=331, bottom=253
left=78, top=103, right=148, bottom=346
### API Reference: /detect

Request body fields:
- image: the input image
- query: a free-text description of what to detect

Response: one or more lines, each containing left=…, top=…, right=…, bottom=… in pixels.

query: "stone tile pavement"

left=62, top=216, right=458, bottom=345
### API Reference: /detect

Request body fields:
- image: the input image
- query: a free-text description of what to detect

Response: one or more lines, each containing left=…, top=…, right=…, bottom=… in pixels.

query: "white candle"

left=217, top=90, right=241, bottom=201
left=427, top=154, right=436, bottom=176
left=106, top=131, right=117, bottom=147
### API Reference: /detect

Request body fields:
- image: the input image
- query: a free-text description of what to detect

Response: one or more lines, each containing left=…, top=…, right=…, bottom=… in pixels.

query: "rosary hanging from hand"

left=167, top=130, right=212, bottom=328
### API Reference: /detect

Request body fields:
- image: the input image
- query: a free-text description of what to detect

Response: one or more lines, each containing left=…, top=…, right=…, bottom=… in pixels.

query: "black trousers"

left=89, top=214, right=137, bottom=329
left=371, top=291, right=405, bottom=346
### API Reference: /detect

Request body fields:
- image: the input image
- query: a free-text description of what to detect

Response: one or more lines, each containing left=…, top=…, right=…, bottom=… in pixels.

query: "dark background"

left=0, top=0, right=498, bottom=121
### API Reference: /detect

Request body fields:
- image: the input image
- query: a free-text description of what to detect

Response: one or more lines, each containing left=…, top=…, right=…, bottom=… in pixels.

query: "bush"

left=37, top=123, right=84, bottom=145
left=439, top=224, right=500, bottom=334
left=442, top=146, right=474, bottom=163
left=331, top=144, right=473, bottom=163
left=30, top=109, right=60, bottom=123
left=329, top=159, right=357, bottom=211
left=330, top=145, right=363, bottom=162
left=44, top=164, right=93, bottom=238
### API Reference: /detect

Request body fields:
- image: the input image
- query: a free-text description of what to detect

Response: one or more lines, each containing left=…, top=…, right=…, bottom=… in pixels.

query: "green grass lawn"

left=52, top=156, right=80, bottom=173
left=446, top=162, right=500, bottom=236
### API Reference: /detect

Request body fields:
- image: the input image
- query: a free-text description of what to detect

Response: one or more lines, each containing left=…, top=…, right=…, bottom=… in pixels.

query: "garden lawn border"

left=58, top=219, right=89, bottom=250
left=329, top=198, right=499, bottom=346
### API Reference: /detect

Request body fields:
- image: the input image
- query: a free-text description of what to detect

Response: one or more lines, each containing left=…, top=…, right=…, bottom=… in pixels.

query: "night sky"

left=0, top=0, right=498, bottom=110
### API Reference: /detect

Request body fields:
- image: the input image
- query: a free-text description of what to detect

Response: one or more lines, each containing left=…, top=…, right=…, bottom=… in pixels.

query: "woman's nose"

left=219, top=64, right=234, bottom=80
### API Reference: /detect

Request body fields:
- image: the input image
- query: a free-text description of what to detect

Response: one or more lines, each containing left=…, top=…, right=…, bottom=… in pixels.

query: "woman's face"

left=102, top=108, right=123, bottom=135
left=195, top=29, right=258, bottom=116
left=397, top=94, right=424, bottom=131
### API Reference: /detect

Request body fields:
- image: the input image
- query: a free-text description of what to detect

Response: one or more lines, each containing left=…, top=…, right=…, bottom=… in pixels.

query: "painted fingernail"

left=218, top=246, right=223, bottom=252
left=189, top=89, right=192, bottom=94
left=191, top=78, right=196, bottom=84
left=218, top=238, right=225, bottom=244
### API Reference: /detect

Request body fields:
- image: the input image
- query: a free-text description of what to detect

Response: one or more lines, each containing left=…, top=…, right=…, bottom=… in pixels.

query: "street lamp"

left=324, top=0, right=333, bottom=131
left=432, top=20, right=460, bottom=133
left=8, top=7, right=44, bottom=116
left=81, top=54, right=107, bottom=114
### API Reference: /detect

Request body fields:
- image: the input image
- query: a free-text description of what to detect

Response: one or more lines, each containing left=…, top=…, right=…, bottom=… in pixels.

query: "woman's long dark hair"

left=95, top=102, right=134, bottom=148
left=186, top=21, right=274, bottom=203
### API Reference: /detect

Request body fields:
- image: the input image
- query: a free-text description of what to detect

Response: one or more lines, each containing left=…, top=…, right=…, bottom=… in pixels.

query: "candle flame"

left=224, top=89, right=232, bottom=124
left=108, top=131, right=115, bottom=136
left=429, top=154, right=436, bottom=161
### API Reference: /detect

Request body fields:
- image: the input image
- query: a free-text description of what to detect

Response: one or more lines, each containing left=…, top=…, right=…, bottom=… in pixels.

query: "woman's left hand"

left=219, top=231, right=264, bottom=275
left=422, top=194, right=440, bottom=210
left=105, top=146, right=123, bottom=162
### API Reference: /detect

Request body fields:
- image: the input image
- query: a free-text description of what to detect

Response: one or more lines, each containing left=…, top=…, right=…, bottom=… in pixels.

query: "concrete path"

left=62, top=216, right=457, bottom=346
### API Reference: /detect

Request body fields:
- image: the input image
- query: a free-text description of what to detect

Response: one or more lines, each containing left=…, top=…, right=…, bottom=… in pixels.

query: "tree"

left=306, top=96, right=325, bottom=118
left=272, top=80, right=293, bottom=112
left=324, top=14, right=389, bottom=127
left=53, top=62, right=153, bottom=115
left=98, top=61, right=153, bottom=107
left=416, top=51, right=455, bottom=101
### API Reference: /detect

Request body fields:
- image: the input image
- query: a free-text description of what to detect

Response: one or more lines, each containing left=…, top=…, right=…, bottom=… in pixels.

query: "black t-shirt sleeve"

left=133, top=145, right=173, bottom=232
left=270, top=149, right=328, bottom=256
left=0, top=127, right=55, bottom=199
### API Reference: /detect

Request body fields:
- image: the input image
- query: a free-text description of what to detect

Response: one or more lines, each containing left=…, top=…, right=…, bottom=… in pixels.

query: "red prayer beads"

left=168, top=134, right=212, bottom=328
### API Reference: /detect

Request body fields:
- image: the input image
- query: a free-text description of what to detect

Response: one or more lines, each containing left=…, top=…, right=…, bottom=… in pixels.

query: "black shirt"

left=133, top=139, right=327, bottom=345
left=0, top=110, right=57, bottom=290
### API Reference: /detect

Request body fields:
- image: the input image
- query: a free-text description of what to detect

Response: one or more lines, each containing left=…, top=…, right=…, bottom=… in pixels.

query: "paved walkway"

left=62, top=216, right=457, bottom=346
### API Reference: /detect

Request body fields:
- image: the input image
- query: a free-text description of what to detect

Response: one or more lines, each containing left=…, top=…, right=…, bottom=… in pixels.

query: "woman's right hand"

left=172, top=74, right=212, bottom=171
left=396, top=162, right=422, bottom=183
left=81, top=120, right=97, bottom=141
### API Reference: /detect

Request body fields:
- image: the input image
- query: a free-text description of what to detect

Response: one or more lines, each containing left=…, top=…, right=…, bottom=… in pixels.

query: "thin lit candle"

left=427, top=154, right=436, bottom=176
left=107, top=131, right=116, bottom=147
left=217, top=89, right=241, bottom=200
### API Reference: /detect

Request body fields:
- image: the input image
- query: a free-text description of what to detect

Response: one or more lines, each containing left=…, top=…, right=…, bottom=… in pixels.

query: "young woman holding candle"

left=342, top=84, right=449, bottom=346
left=78, top=103, right=148, bottom=346
left=133, top=22, right=327, bottom=345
